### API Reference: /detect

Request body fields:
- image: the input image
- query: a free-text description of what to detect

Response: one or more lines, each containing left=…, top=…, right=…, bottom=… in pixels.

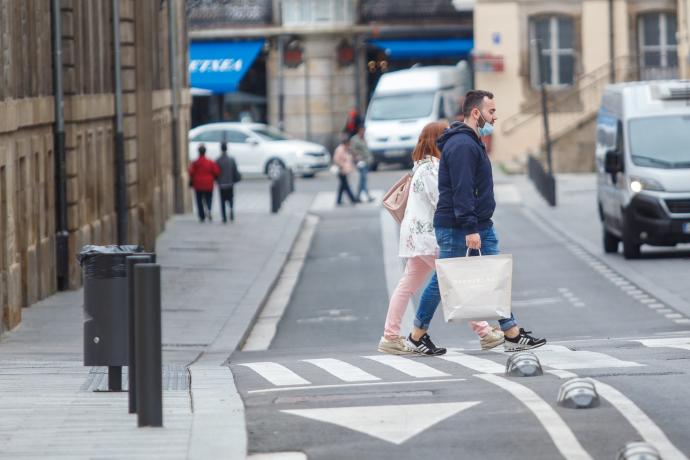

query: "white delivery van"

left=365, top=65, right=467, bottom=170
left=596, top=80, right=690, bottom=258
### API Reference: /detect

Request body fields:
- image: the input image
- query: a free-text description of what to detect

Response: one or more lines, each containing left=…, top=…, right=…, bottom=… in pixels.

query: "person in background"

left=333, top=134, right=359, bottom=206
left=188, top=144, right=220, bottom=223
left=216, top=142, right=242, bottom=223
left=378, top=121, right=502, bottom=355
left=350, top=126, right=374, bottom=203
left=344, top=108, right=363, bottom=137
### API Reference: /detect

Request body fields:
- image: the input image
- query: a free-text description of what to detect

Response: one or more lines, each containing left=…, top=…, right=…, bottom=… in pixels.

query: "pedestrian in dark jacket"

left=188, top=144, right=220, bottom=222
left=216, top=142, right=242, bottom=223
left=405, top=90, right=547, bottom=356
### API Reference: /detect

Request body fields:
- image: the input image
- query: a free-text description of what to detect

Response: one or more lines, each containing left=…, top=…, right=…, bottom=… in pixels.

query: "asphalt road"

left=231, top=170, right=690, bottom=460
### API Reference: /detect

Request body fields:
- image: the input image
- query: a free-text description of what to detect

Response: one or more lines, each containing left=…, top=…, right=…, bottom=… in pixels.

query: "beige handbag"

left=382, top=173, right=412, bottom=224
left=436, top=249, right=513, bottom=322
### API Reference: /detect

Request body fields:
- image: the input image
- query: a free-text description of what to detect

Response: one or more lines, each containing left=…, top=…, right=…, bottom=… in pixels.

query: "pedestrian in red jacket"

left=189, top=144, right=220, bottom=222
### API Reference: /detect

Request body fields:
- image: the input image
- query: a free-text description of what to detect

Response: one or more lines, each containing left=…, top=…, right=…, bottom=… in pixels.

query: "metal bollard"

left=134, top=263, right=163, bottom=427
left=126, top=254, right=154, bottom=414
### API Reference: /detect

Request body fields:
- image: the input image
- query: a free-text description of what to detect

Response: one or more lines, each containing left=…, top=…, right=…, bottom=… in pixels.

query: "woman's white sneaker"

left=378, top=336, right=414, bottom=354
left=480, top=327, right=505, bottom=350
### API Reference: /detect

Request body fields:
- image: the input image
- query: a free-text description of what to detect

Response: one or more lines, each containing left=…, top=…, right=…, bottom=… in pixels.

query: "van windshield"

left=629, top=116, right=690, bottom=168
left=367, top=92, right=435, bottom=121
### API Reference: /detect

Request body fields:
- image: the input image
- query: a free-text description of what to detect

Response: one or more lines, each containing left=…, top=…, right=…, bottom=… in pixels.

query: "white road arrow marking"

left=281, top=401, right=481, bottom=445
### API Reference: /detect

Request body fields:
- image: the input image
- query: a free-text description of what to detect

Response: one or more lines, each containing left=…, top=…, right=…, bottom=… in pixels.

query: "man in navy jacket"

left=405, top=90, right=547, bottom=355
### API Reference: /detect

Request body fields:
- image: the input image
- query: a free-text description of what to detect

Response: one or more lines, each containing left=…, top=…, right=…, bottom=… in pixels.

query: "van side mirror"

left=604, top=149, right=623, bottom=174
left=247, top=138, right=259, bottom=146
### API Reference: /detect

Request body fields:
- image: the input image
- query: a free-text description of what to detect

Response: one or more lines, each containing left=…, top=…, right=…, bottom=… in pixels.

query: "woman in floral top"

left=378, top=121, right=503, bottom=354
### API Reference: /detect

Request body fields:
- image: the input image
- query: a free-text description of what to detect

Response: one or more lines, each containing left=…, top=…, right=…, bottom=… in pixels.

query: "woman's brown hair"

left=411, top=121, right=449, bottom=162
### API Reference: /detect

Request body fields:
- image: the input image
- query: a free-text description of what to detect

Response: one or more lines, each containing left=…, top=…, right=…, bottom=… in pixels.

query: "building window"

left=529, top=16, right=575, bottom=88
left=638, top=12, right=678, bottom=80
left=281, top=0, right=354, bottom=26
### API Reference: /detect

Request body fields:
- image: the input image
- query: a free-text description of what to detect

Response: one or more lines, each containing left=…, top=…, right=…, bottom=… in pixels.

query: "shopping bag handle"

left=465, top=248, right=482, bottom=257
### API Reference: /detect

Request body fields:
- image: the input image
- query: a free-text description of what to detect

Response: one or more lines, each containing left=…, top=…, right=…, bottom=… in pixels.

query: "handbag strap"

left=465, top=248, right=482, bottom=257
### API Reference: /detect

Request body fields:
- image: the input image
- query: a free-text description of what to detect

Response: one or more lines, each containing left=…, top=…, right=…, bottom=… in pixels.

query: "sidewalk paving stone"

left=0, top=190, right=314, bottom=460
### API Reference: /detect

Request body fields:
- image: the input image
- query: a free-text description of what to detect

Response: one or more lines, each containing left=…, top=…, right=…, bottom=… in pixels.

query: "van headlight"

left=629, top=176, right=665, bottom=193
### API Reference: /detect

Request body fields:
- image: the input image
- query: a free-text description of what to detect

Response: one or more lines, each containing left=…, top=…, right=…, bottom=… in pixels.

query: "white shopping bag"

left=436, top=250, right=513, bottom=322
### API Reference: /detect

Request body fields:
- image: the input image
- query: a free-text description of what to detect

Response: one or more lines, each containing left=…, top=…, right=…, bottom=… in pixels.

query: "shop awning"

left=369, top=38, right=473, bottom=59
left=189, top=40, right=264, bottom=94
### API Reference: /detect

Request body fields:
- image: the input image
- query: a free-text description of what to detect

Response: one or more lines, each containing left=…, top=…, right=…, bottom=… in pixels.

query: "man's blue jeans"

left=414, top=225, right=518, bottom=331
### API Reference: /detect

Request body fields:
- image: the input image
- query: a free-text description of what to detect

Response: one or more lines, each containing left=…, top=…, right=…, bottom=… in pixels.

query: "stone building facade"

left=0, top=0, right=191, bottom=334
left=474, top=0, right=684, bottom=172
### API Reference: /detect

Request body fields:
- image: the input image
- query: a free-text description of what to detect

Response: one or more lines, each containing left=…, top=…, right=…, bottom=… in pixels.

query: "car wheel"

left=302, top=173, right=316, bottom=179
left=370, top=161, right=379, bottom=172
left=266, top=159, right=286, bottom=180
left=622, top=234, right=641, bottom=259
left=603, top=229, right=619, bottom=253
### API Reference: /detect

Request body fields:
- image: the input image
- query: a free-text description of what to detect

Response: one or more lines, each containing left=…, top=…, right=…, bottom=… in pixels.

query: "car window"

left=225, top=129, right=249, bottom=143
left=367, top=92, right=436, bottom=121
left=252, top=127, right=290, bottom=141
left=193, top=130, right=225, bottom=142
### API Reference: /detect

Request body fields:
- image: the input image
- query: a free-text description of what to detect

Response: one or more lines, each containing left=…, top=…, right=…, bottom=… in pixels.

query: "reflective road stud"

left=616, top=442, right=661, bottom=460
left=505, top=352, right=544, bottom=377
left=557, top=378, right=600, bottom=409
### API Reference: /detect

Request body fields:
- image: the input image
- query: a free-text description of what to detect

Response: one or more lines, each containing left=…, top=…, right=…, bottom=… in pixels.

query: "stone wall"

left=0, top=0, right=191, bottom=333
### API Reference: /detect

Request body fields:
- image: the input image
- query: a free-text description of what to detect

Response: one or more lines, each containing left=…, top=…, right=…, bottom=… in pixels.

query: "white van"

left=364, top=65, right=467, bottom=170
left=596, top=80, right=690, bottom=258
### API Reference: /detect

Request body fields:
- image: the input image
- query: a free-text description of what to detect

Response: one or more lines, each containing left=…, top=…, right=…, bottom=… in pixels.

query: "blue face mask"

left=478, top=112, right=494, bottom=137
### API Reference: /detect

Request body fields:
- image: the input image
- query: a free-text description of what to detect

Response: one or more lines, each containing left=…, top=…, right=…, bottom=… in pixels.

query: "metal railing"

left=502, top=56, right=637, bottom=137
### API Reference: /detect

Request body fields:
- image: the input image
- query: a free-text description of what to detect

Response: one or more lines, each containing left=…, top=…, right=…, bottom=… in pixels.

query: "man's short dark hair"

left=198, top=144, right=206, bottom=156
left=462, top=90, right=494, bottom=118
left=220, top=142, right=228, bottom=153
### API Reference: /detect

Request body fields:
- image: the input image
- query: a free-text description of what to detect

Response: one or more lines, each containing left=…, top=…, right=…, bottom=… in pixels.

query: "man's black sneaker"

left=504, top=328, right=547, bottom=352
left=405, top=333, right=447, bottom=356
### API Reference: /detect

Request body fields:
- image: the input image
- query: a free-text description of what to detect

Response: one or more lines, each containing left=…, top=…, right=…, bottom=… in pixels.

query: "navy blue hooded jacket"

left=433, top=121, right=495, bottom=234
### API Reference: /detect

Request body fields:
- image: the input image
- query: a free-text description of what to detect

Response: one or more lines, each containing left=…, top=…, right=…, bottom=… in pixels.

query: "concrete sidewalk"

left=0, top=188, right=313, bottom=459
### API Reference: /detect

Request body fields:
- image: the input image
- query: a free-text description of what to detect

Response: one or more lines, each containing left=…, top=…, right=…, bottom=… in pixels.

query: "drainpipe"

left=277, top=35, right=286, bottom=131
left=51, top=0, right=69, bottom=290
left=609, top=0, right=616, bottom=82
left=354, top=35, right=362, bottom=113
left=113, top=0, right=128, bottom=244
left=168, top=0, right=183, bottom=214
left=304, top=45, right=311, bottom=141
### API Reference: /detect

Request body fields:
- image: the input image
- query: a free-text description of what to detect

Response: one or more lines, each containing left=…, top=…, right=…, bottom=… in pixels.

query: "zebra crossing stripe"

left=238, top=362, right=311, bottom=386
left=302, top=358, right=380, bottom=382
left=438, top=352, right=504, bottom=374
left=364, top=355, right=451, bottom=378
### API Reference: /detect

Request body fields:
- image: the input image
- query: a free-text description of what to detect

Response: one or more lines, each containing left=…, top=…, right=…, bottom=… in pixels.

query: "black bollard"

left=126, top=254, right=154, bottom=414
left=108, top=366, right=122, bottom=391
left=134, top=263, right=163, bottom=427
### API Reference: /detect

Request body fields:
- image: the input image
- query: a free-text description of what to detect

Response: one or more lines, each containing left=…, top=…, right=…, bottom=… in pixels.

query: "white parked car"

left=188, top=123, right=330, bottom=179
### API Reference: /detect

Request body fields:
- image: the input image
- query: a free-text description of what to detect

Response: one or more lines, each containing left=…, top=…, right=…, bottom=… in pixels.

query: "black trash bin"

left=77, top=245, right=147, bottom=371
